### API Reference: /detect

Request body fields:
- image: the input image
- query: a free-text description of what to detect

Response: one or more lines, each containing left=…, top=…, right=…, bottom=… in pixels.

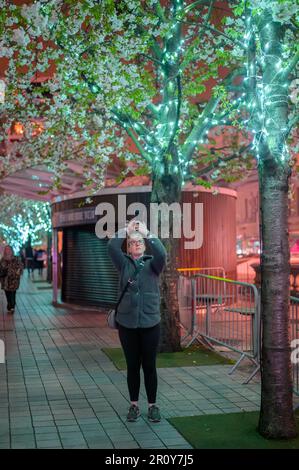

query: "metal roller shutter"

left=62, top=225, right=119, bottom=307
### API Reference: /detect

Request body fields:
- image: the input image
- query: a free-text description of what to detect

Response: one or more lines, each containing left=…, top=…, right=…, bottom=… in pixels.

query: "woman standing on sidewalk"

left=107, top=220, right=167, bottom=423
left=0, top=245, right=23, bottom=314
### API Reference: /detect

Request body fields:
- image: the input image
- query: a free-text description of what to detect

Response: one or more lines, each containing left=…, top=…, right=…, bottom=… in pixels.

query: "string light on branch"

left=0, top=80, right=5, bottom=103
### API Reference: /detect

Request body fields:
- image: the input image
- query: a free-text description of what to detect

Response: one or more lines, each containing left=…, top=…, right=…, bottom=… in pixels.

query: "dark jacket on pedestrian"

left=25, top=245, right=34, bottom=259
left=0, top=256, right=23, bottom=291
left=107, top=228, right=167, bottom=329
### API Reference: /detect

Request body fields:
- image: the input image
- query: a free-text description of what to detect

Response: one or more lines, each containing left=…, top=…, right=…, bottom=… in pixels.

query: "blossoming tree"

left=209, top=0, right=298, bottom=440
left=231, top=0, right=298, bottom=439
left=0, top=0, right=252, bottom=353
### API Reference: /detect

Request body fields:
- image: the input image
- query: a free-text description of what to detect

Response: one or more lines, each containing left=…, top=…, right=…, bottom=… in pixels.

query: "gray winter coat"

left=107, top=228, right=167, bottom=328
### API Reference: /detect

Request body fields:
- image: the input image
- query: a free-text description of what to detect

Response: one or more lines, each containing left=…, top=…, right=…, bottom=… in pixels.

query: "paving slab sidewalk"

left=0, top=275, right=281, bottom=449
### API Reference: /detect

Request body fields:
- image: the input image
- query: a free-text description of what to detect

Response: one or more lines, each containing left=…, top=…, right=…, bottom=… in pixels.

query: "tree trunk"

left=151, top=169, right=182, bottom=352
left=47, top=231, right=52, bottom=283
left=258, top=159, right=297, bottom=438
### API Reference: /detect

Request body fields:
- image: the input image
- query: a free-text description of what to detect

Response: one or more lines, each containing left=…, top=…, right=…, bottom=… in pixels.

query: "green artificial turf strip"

left=168, top=411, right=299, bottom=449
left=102, top=345, right=234, bottom=370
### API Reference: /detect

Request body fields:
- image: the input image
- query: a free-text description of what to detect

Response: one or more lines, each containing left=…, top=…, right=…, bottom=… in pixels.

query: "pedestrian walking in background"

left=107, top=220, right=167, bottom=423
left=0, top=245, right=23, bottom=314
left=35, top=248, right=46, bottom=276
left=24, top=239, right=34, bottom=277
left=19, top=247, right=26, bottom=268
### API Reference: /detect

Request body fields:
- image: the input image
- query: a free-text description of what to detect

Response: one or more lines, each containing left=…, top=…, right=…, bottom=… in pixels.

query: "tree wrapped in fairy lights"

left=0, top=0, right=254, bottom=353
left=0, top=195, right=51, bottom=254
left=223, top=0, right=298, bottom=439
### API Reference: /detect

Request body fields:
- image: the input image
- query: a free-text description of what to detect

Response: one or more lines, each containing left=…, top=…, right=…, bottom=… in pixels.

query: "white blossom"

left=12, top=28, right=30, bottom=47
left=0, top=45, right=13, bottom=58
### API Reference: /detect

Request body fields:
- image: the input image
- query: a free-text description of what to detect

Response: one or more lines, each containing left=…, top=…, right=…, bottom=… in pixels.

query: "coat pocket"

left=143, top=292, right=160, bottom=314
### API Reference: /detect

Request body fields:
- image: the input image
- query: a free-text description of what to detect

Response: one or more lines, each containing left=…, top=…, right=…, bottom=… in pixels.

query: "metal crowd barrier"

left=178, top=272, right=261, bottom=383
left=290, top=296, right=299, bottom=397
left=178, top=271, right=299, bottom=393
left=178, top=267, right=225, bottom=343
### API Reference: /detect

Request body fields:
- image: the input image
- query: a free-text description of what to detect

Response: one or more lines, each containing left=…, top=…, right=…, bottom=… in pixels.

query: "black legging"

left=5, top=290, right=16, bottom=310
left=118, top=323, right=160, bottom=403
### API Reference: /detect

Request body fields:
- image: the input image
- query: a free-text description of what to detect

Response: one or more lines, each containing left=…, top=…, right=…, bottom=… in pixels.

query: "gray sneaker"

left=148, top=405, right=161, bottom=422
left=127, top=405, right=140, bottom=422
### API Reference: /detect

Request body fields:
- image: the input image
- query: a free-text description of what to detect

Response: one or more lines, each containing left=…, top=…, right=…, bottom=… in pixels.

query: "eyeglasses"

left=128, top=240, right=145, bottom=246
